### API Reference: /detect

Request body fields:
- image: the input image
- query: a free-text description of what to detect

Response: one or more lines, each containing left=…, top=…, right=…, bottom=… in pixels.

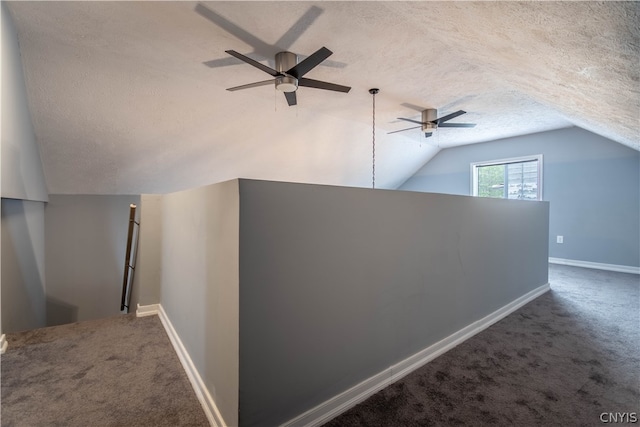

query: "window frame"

left=470, top=154, right=544, bottom=201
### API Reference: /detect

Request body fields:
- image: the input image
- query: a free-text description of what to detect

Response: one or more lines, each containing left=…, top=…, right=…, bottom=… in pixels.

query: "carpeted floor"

left=1, top=265, right=638, bottom=427
left=1, top=314, right=209, bottom=427
left=323, top=264, right=640, bottom=426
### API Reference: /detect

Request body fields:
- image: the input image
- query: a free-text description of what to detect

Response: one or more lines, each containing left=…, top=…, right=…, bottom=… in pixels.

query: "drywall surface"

left=44, top=195, right=140, bottom=326
left=130, top=194, right=162, bottom=308
left=1, top=3, right=48, bottom=201
left=160, top=180, right=239, bottom=427
left=238, top=179, right=549, bottom=427
left=1, top=199, right=46, bottom=333
left=400, top=127, right=640, bottom=267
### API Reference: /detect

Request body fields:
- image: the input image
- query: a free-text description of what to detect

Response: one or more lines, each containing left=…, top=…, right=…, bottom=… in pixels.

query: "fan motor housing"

left=422, top=109, right=438, bottom=132
left=275, top=51, right=298, bottom=92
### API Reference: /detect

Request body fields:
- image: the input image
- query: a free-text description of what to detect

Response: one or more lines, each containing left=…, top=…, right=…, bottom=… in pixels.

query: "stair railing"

left=120, top=204, right=140, bottom=312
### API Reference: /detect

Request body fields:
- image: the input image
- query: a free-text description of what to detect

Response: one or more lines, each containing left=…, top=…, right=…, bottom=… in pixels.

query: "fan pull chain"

left=369, top=88, right=379, bottom=189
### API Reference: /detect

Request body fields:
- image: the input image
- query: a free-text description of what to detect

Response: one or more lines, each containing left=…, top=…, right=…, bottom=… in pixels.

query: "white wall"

left=45, top=195, right=139, bottom=325
left=1, top=199, right=46, bottom=333
left=159, top=180, right=239, bottom=427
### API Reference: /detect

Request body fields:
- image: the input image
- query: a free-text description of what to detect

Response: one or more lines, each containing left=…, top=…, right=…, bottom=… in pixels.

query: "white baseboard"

left=549, top=257, right=640, bottom=274
left=1, top=334, right=7, bottom=354
left=135, top=303, right=160, bottom=317
left=136, top=304, right=226, bottom=427
left=281, top=283, right=551, bottom=427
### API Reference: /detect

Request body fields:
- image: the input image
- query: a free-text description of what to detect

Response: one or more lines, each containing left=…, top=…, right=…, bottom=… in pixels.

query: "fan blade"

left=438, top=123, right=476, bottom=128
left=286, top=47, right=333, bottom=78
left=425, top=132, right=433, bottom=138
left=387, top=126, right=422, bottom=134
left=397, top=117, right=426, bottom=126
left=284, top=91, right=297, bottom=106
left=434, top=110, right=466, bottom=124
left=195, top=4, right=273, bottom=57
left=225, top=50, right=279, bottom=77
left=226, top=79, right=275, bottom=92
left=298, top=78, right=350, bottom=93
left=274, top=6, right=324, bottom=51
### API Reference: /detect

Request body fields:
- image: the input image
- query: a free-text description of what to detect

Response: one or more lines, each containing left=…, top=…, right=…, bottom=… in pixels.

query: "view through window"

left=471, top=155, right=542, bottom=200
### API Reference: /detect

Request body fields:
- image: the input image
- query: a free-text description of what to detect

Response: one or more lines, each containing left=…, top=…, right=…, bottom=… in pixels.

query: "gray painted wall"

left=1, top=4, right=49, bottom=336
left=1, top=199, right=46, bottom=333
left=130, top=194, right=162, bottom=309
left=1, top=3, right=48, bottom=202
left=45, top=194, right=140, bottom=326
left=400, top=127, right=640, bottom=268
left=238, top=179, right=549, bottom=426
left=159, top=180, right=239, bottom=427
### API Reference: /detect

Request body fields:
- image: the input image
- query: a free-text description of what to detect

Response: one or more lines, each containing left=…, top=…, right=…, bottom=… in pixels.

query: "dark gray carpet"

left=1, top=314, right=209, bottom=427
left=2, top=265, right=638, bottom=427
left=324, top=264, right=640, bottom=426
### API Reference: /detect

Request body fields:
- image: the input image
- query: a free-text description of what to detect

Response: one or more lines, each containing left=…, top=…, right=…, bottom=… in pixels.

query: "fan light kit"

left=225, top=47, right=351, bottom=106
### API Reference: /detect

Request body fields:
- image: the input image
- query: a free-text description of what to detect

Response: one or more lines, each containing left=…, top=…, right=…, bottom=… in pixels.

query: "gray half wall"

left=399, top=127, right=640, bottom=268
left=238, top=179, right=550, bottom=427
left=159, top=180, right=239, bottom=427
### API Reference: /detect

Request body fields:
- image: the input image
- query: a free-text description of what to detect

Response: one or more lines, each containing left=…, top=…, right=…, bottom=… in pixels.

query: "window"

left=471, top=155, right=543, bottom=200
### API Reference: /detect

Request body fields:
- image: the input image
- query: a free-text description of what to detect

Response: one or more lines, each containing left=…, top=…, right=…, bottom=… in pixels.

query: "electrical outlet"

left=557, top=235, right=564, bottom=244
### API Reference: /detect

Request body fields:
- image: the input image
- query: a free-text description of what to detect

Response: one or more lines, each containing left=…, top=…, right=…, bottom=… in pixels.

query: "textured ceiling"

left=6, top=1, right=639, bottom=194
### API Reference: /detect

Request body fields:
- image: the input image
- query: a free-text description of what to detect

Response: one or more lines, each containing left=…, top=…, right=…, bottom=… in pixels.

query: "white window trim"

left=470, top=154, right=543, bottom=200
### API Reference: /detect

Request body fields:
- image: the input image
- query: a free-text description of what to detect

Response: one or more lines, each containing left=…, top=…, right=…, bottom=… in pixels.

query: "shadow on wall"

left=46, top=296, right=79, bottom=327
left=1, top=199, right=47, bottom=333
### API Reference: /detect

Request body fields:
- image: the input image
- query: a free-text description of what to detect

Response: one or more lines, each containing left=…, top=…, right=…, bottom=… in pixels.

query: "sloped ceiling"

left=6, top=1, right=639, bottom=194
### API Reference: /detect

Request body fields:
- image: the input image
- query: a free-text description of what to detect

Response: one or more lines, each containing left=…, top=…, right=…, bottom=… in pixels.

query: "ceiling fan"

left=223, top=47, right=351, bottom=106
left=388, top=109, right=476, bottom=138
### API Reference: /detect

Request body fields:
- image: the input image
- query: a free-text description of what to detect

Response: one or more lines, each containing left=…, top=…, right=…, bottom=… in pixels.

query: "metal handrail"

left=120, top=204, right=139, bottom=312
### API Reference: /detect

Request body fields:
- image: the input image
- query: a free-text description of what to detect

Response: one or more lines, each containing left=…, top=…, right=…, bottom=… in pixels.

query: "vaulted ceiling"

left=6, top=1, right=639, bottom=194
